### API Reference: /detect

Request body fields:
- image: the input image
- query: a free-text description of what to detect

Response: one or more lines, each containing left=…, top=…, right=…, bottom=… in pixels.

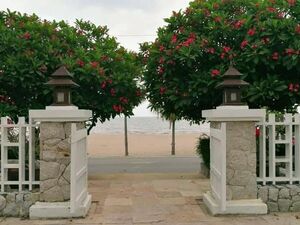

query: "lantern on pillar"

left=217, top=66, right=249, bottom=106
left=46, top=66, right=79, bottom=106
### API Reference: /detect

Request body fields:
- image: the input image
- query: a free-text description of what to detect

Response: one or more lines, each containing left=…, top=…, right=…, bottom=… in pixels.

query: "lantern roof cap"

left=46, top=66, right=79, bottom=87
left=217, top=66, right=249, bottom=88
left=223, top=66, right=242, bottom=77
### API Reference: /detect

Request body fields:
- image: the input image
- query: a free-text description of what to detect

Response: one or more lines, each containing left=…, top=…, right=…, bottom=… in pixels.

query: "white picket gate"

left=70, top=123, right=89, bottom=215
left=257, top=113, right=300, bottom=184
left=209, top=122, right=227, bottom=211
left=0, top=117, right=39, bottom=192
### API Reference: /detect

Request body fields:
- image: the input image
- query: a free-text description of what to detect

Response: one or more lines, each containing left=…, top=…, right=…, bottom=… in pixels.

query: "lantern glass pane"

left=231, top=92, right=237, bottom=101
left=57, top=92, right=65, bottom=103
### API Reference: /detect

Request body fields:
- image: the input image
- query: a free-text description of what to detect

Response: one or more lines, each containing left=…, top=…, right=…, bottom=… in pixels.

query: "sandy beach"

left=87, top=133, right=201, bottom=157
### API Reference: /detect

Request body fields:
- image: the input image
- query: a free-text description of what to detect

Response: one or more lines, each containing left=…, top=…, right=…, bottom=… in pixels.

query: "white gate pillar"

left=28, top=106, right=92, bottom=219
left=202, top=105, right=268, bottom=215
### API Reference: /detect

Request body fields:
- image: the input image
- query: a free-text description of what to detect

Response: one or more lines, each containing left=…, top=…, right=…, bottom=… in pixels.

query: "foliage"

left=196, top=134, right=210, bottom=169
left=0, top=10, right=143, bottom=130
left=141, top=0, right=300, bottom=122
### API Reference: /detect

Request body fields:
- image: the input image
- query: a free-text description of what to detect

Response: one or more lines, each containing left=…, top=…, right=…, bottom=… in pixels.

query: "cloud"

left=0, top=0, right=190, bottom=51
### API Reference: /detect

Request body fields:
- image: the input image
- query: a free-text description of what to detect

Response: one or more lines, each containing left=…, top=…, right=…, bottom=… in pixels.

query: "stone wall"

left=226, top=121, right=257, bottom=200
left=0, top=191, right=40, bottom=217
left=39, top=122, right=84, bottom=202
left=258, top=184, right=300, bottom=212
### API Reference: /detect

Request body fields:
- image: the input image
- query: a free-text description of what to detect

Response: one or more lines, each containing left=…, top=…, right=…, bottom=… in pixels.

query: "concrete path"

left=1, top=174, right=300, bottom=224
left=88, top=156, right=201, bottom=174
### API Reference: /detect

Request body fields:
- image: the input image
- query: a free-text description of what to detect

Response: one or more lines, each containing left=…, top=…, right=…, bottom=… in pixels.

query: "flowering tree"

left=0, top=10, right=143, bottom=131
left=141, top=0, right=300, bottom=123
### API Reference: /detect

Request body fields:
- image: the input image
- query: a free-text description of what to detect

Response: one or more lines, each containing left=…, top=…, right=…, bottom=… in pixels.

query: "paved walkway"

left=1, top=173, right=300, bottom=224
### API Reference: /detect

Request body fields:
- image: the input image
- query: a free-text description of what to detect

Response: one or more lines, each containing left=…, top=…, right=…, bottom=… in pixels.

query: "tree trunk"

left=171, top=120, right=175, bottom=155
left=124, top=116, right=129, bottom=156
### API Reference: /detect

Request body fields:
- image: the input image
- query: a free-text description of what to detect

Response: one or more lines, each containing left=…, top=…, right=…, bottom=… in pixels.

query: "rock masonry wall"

left=0, top=191, right=40, bottom=217
left=39, top=122, right=84, bottom=202
left=258, top=184, right=300, bottom=212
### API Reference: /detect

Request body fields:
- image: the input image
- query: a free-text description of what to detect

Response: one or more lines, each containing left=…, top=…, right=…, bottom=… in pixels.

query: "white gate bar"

left=295, top=115, right=300, bottom=179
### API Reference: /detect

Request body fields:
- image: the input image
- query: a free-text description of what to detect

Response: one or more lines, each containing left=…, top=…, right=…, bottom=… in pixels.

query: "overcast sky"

left=0, top=0, right=190, bottom=116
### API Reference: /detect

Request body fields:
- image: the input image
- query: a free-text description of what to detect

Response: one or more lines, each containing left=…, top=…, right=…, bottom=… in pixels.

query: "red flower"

left=272, top=52, right=279, bottom=61
left=100, top=81, right=107, bottom=89
left=120, top=97, right=129, bottom=104
left=171, top=34, right=177, bottom=44
left=136, top=89, right=142, bottom=97
left=112, top=105, right=123, bottom=113
left=288, top=83, right=294, bottom=92
left=296, top=24, right=300, bottom=34
left=223, top=46, right=231, bottom=53
left=101, top=55, right=109, bottom=62
left=213, top=3, right=219, bottom=9
left=90, top=61, right=98, bottom=68
left=76, top=60, right=85, bottom=67
left=234, top=20, right=245, bottom=29
left=287, top=0, right=296, bottom=6
left=262, top=37, right=270, bottom=44
left=160, top=87, right=166, bottom=95
left=285, top=49, right=294, bottom=56
left=214, top=16, right=222, bottom=23
left=22, top=32, right=31, bottom=40
left=220, top=53, right=226, bottom=59
left=157, top=66, right=164, bottom=75
left=240, top=40, right=248, bottom=49
left=110, top=88, right=116, bottom=96
left=207, top=48, right=215, bottom=54
left=159, top=57, right=165, bottom=64
left=267, top=7, right=276, bottom=13
left=255, top=127, right=260, bottom=138
left=159, top=45, right=165, bottom=52
left=247, top=28, right=256, bottom=36
left=99, top=67, right=105, bottom=76
left=211, top=69, right=220, bottom=77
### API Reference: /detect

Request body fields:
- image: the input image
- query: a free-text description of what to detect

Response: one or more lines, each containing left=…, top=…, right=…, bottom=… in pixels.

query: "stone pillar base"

left=29, top=194, right=91, bottom=219
left=203, top=192, right=267, bottom=215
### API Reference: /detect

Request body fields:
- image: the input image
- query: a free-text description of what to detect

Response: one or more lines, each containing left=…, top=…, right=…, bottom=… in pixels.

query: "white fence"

left=210, top=122, right=226, bottom=211
left=257, top=113, right=300, bottom=184
left=70, top=123, right=90, bottom=215
left=0, top=117, right=39, bottom=192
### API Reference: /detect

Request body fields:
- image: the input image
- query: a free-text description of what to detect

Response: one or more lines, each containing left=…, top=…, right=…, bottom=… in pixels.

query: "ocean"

left=91, top=116, right=210, bottom=134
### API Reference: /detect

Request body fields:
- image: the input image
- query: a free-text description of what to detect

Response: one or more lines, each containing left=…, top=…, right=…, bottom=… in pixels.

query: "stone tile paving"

left=1, top=174, right=300, bottom=225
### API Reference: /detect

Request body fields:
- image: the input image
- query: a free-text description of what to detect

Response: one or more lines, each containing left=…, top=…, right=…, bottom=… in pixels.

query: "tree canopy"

left=0, top=10, right=143, bottom=130
left=141, top=0, right=300, bottom=123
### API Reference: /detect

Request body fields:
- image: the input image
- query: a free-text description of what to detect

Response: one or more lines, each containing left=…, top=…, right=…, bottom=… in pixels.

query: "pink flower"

left=240, top=40, right=248, bottom=49
left=247, top=28, right=256, bottom=36
left=120, top=97, right=129, bottom=104
left=289, top=83, right=294, bottom=92
left=211, top=69, right=220, bottom=77
left=220, top=53, right=226, bottom=59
